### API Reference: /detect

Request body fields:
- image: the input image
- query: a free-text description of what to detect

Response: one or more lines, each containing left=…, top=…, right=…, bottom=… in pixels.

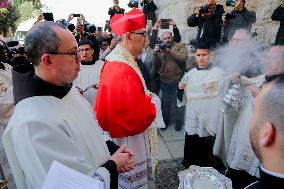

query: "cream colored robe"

left=2, top=88, right=112, bottom=189
left=74, top=60, right=104, bottom=107
left=178, top=66, right=227, bottom=137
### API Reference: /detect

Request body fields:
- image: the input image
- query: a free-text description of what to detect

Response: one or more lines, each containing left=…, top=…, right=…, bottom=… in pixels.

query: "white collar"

left=261, top=165, right=284, bottom=179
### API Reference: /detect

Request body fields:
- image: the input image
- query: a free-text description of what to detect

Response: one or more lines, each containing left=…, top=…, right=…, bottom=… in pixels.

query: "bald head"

left=250, top=76, right=284, bottom=164
left=264, top=46, right=284, bottom=76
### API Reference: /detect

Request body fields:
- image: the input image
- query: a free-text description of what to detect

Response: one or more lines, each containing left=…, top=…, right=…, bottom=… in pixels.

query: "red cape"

left=95, top=61, right=156, bottom=138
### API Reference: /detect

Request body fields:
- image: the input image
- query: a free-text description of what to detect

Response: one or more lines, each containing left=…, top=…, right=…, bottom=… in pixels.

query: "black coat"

left=108, top=7, right=125, bottom=19
left=223, top=7, right=256, bottom=42
left=141, top=0, right=157, bottom=25
left=271, top=5, right=284, bottom=45
left=187, top=5, right=224, bottom=49
left=245, top=168, right=284, bottom=189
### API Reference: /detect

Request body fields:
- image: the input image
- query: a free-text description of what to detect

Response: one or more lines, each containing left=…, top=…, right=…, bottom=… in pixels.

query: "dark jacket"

left=271, top=5, right=284, bottom=45
left=187, top=5, right=224, bottom=49
left=223, top=7, right=256, bottom=42
left=141, top=0, right=157, bottom=25
left=152, top=42, right=188, bottom=84
left=245, top=168, right=284, bottom=189
left=108, top=7, right=125, bottom=19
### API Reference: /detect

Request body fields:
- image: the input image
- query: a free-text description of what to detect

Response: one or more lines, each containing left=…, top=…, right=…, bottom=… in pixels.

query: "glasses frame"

left=130, top=31, right=148, bottom=37
left=46, top=51, right=79, bottom=60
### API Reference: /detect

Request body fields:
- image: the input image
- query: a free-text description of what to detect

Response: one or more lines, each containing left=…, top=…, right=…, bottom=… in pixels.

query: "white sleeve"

left=11, top=120, right=110, bottom=189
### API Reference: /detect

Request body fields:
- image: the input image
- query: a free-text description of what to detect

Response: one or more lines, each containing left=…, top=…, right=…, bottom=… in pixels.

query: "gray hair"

left=261, top=76, right=284, bottom=149
left=116, top=34, right=125, bottom=42
left=24, top=21, right=66, bottom=66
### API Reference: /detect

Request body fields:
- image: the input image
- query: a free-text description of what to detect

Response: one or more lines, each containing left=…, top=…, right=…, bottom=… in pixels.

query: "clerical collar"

left=261, top=166, right=284, bottom=180
left=81, top=58, right=97, bottom=65
left=197, top=63, right=213, bottom=70
left=255, top=165, right=284, bottom=188
left=12, top=64, right=72, bottom=104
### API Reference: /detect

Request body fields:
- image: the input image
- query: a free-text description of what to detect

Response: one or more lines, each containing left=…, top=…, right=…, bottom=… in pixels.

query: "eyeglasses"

left=46, top=50, right=79, bottom=60
left=130, top=31, right=148, bottom=37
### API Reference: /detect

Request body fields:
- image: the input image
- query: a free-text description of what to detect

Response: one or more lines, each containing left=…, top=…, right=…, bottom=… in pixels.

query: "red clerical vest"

left=95, top=61, right=156, bottom=138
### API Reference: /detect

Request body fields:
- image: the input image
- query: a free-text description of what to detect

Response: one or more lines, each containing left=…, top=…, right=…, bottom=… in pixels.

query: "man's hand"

left=154, top=19, right=161, bottom=30
left=80, top=14, right=86, bottom=22
left=109, top=37, right=118, bottom=50
left=36, top=13, right=44, bottom=23
left=67, top=13, right=73, bottom=22
left=178, top=82, right=186, bottom=90
left=233, top=0, right=243, bottom=11
left=110, top=144, right=134, bottom=171
left=153, top=44, right=160, bottom=54
left=281, top=3, right=284, bottom=8
left=169, top=19, right=175, bottom=26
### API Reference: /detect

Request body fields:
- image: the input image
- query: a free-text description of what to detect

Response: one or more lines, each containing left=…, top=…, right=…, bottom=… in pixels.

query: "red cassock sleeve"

left=95, top=62, right=156, bottom=138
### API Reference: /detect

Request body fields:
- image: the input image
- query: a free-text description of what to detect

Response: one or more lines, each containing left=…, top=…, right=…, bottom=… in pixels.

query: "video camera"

left=226, top=0, right=234, bottom=6
left=0, top=40, right=30, bottom=66
left=199, top=5, right=210, bottom=14
left=84, top=24, right=96, bottom=33
left=160, top=43, right=171, bottom=51
left=157, top=39, right=171, bottom=51
left=128, top=0, right=139, bottom=8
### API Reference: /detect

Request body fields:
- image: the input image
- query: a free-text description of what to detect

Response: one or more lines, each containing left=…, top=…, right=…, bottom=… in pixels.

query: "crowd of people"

left=0, top=0, right=284, bottom=189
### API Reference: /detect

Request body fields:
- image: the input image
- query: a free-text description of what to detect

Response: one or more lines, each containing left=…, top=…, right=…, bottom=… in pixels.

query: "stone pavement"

left=157, top=124, right=185, bottom=160
left=155, top=124, right=186, bottom=189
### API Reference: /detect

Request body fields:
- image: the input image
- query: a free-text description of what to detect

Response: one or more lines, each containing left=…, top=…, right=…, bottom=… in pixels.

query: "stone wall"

left=153, top=0, right=282, bottom=45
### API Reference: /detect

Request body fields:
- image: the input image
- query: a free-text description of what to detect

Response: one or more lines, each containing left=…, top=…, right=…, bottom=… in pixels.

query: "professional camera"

left=84, top=24, right=96, bottom=33
left=128, top=0, right=139, bottom=8
left=160, top=43, right=171, bottom=51
left=199, top=5, right=210, bottom=14
left=225, top=11, right=237, bottom=21
left=226, top=0, right=234, bottom=6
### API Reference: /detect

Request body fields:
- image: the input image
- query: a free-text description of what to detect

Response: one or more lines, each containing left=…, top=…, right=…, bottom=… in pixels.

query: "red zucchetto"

left=110, top=9, right=146, bottom=36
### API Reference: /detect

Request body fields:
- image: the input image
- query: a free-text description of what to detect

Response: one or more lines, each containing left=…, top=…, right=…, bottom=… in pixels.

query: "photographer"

left=74, top=14, right=100, bottom=60
left=187, top=0, right=224, bottom=49
left=150, top=19, right=181, bottom=49
left=271, top=3, right=284, bottom=45
left=222, top=0, right=256, bottom=43
left=141, top=0, right=157, bottom=26
left=108, top=0, right=125, bottom=19
left=152, top=31, right=188, bottom=131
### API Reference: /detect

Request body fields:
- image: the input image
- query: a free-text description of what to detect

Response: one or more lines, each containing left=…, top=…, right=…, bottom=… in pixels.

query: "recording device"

left=43, top=13, right=54, bottom=21
left=226, top=0, right=234, bottom=6
left=157, top=39, right=171, bottom=51
left=73, top=13, right=80, bottom=17
left=160, top=43, right=171, bottom=51
left=128, top=0, right=139, bottom=8
left=160, top=19, right=169, bottom=29
left=199, top=5, right=210, bottom=14
left=85, top=24, right=96, bottom=33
